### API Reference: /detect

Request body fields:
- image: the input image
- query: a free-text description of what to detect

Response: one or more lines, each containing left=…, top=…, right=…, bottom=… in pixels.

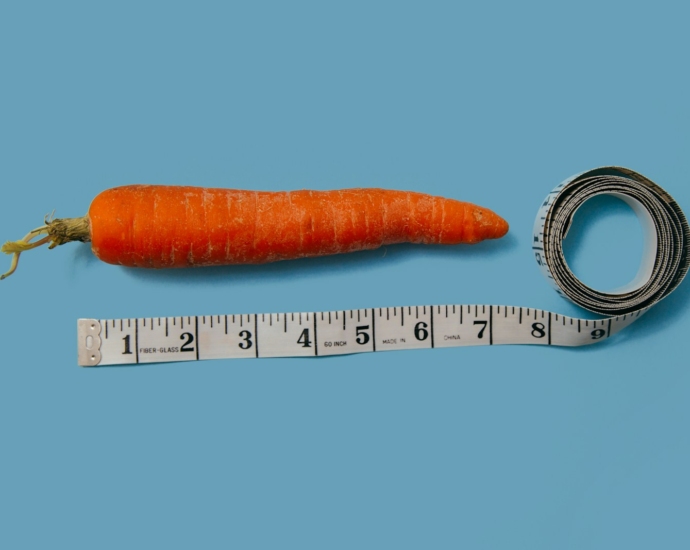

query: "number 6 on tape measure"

left=77, top=166, right=689, bottom=367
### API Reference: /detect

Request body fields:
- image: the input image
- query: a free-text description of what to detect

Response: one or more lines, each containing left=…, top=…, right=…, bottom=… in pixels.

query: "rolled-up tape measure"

left=77, top=166, right=689, bottom=367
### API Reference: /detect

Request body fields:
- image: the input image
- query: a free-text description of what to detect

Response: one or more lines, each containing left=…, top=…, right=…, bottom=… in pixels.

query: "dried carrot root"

left=2, top=186, right=508, bottom=278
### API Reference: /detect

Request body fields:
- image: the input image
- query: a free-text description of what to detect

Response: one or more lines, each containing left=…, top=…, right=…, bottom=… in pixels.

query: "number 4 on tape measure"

left=77, top=166, right=689, bottom=367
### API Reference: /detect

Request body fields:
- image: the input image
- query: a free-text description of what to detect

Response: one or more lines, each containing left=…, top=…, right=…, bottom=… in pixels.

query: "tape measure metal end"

left=77, top=319, right=102, bottom=367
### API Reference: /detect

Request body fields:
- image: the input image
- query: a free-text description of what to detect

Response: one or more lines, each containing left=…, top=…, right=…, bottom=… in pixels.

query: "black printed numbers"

left=591, top=329, right=606, bottom=340
left=531, top=322, right=546, bottom=338
left=238, top=330, right=253, bottom=349
left=474, top=320, right=488, bottom=339
left=180, top=332, right=195, bottom=352
left=355, top=325, right=370, bottom=345
left=297, top=328, right=312, bottom=348
left=414, top=321, right=429, bottom=341
left=122, top=334, right=133, bottom=355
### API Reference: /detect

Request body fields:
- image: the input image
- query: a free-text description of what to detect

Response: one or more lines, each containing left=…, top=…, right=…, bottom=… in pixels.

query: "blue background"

left=1, top=1, right=689, bottom=548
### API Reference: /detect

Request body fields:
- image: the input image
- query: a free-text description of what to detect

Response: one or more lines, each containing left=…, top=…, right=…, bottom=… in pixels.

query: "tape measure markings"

left=77, top=166, right=688, bottom=367
left=78, top=304, right=640, bottom=366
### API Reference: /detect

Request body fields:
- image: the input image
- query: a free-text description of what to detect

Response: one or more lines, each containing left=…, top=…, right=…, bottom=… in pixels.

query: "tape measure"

left=77, top=166, right=689, bottom=367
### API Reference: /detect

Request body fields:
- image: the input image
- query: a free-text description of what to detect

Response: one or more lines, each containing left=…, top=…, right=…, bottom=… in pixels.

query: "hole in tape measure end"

left=86, top=335, right=94, bottom=350
left=562, top=194, right=649, bottom=294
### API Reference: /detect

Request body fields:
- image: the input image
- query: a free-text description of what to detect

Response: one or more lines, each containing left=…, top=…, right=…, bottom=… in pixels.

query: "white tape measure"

left=77, top=166, right=689, bottom=367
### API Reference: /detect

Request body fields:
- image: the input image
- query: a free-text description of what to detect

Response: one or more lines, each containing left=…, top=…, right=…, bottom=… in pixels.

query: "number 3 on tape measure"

left=77, top=166, right=689, bottom=367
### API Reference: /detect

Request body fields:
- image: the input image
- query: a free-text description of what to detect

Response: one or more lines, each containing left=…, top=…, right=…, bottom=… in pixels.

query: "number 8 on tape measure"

left=77, top=166, right=689, bottom=367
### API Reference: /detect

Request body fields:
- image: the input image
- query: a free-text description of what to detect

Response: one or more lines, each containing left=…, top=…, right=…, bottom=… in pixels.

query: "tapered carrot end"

left=475, top=208, right=509, bottom=242
left=490, top=211, right=510, bottom=239
left=435, top=202, right=509, bottom=245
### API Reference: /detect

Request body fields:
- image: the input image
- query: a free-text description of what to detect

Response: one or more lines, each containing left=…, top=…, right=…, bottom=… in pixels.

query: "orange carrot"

left=1, top=185, right=508, bottom=277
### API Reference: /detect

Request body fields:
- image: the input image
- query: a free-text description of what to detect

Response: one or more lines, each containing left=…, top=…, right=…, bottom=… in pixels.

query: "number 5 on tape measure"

left=77, top=166, right=689, bottom=367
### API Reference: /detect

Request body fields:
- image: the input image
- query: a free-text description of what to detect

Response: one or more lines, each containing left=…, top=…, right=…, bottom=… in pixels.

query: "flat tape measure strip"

left=77, top=166, right=689, bottom=367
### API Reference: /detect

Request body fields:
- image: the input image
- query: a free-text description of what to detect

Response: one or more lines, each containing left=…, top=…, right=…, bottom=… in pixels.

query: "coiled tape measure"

left=77, top=166, right=690, bottom=367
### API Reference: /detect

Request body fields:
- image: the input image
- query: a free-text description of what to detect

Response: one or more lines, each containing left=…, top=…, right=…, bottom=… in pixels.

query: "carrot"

left=1, top=185, right=508, bottom=278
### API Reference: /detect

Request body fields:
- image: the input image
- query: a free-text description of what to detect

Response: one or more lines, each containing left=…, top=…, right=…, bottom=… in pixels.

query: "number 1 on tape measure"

left=77, top=166, right=689, bottom=367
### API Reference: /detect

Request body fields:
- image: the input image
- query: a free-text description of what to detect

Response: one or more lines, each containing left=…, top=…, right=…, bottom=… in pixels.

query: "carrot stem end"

left=1, top=216, right=90, bottom=280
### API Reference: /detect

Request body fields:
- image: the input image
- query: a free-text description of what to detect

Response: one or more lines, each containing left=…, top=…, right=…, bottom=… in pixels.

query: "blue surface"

left=2, top=2, right=689, bottom=548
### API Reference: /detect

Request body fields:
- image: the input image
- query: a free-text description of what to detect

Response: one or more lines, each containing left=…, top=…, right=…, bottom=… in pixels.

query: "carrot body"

left=88, top=186, right=508, bottom=268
